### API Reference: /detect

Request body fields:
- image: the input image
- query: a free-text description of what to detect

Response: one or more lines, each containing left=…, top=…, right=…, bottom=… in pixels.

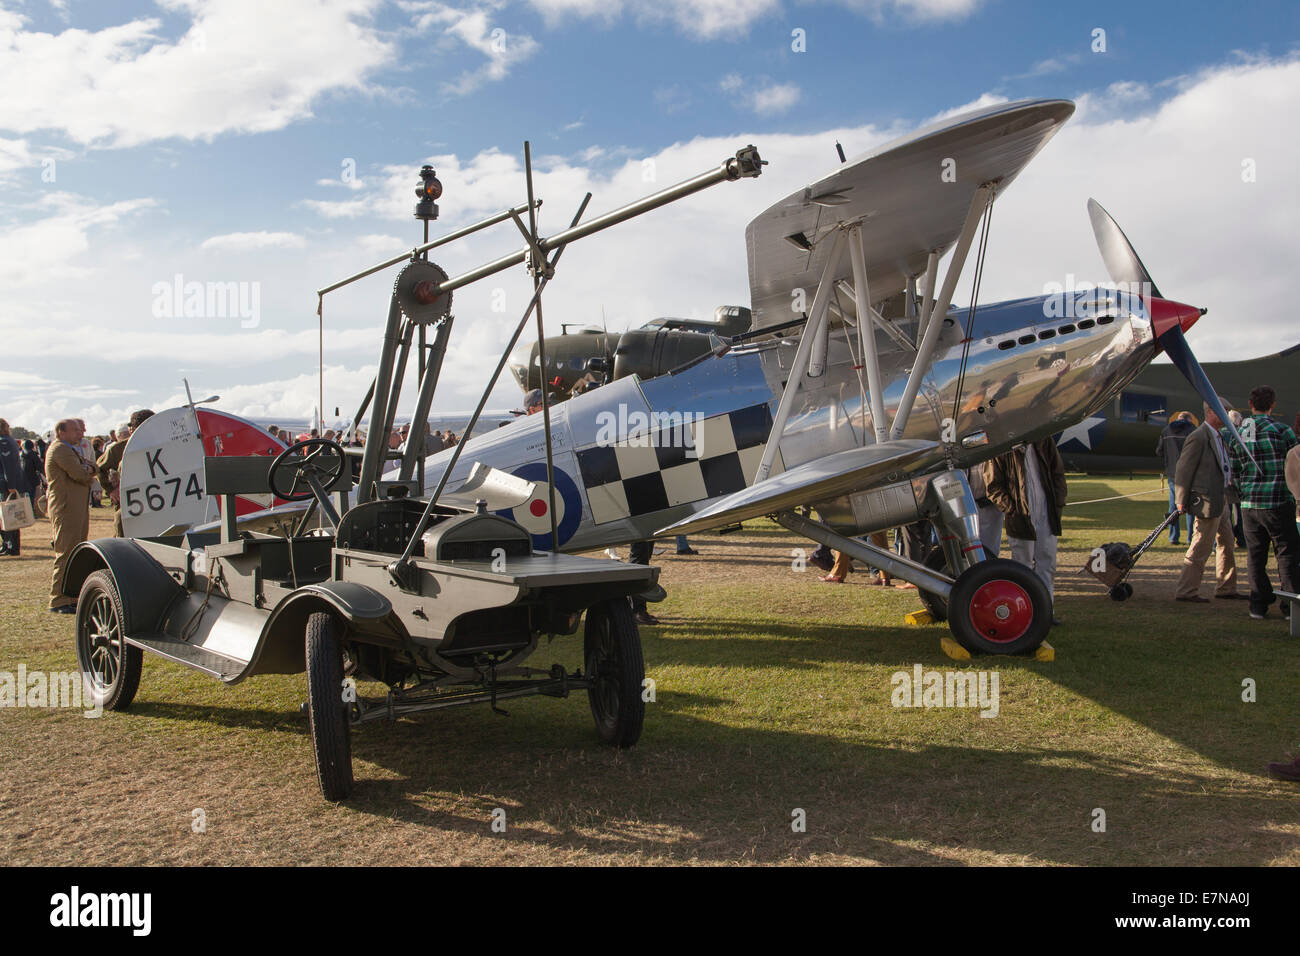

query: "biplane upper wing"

left=746, top=98, right=1075, bottom=331
left=656, top=439, right=946, bottom=537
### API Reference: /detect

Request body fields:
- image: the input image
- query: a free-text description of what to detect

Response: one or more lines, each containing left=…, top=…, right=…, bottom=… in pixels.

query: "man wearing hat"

left=96, top=421, right=133, bottom=537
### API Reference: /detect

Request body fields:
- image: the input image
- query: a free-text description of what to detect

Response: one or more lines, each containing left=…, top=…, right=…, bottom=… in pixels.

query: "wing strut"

left=846, top=223, right=889, bottom=444
left=914, top=251, right=939, bottom=344
left=831, top=280, right=915, bottom=352
left=752, top=228, right=848, bottom=483
left=890, top=184, right=994, bottom=440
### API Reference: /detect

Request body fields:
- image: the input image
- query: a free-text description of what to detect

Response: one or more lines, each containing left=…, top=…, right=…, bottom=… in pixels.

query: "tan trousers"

left=830, top=532, right=891, bottom=581
left=1175, top=511, right=1238, bottom=599
left=49, top=499, right=89, bottom=609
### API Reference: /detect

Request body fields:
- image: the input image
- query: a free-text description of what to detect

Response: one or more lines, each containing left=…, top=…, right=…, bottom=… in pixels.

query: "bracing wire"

left=949, top=189, right=996, bottom=428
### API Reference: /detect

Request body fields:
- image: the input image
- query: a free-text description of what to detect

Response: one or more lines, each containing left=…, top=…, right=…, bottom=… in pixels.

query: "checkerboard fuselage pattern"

left=576, top=403, right=783, bottom=524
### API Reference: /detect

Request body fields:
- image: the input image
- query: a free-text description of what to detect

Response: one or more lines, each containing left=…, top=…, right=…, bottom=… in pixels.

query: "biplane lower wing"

left=655, top=438, right=945, bottom=537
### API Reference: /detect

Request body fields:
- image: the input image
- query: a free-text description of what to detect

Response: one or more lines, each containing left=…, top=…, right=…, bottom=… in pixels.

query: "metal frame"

left=753, top=227, right=848, bottom=483
left=890, top=185, right=994, bottom=440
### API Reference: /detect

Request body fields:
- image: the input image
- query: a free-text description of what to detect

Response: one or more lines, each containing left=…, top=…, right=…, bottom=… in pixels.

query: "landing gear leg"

left=925, top=469, right=1052, bottom=655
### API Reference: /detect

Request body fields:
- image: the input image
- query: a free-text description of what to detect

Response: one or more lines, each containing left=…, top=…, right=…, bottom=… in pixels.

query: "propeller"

left=1086, top=199, right=1254, bottom=465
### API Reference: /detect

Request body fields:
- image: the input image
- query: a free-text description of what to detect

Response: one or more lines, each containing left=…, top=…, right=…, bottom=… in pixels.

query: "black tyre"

left=1109, top=582, right=1133, bottom=602
left=947, top=558, right=1052, bottom=655
left=584, top=600, right=645, bottom=747
left=305, top=611, right=353, bottom=801
left=916, top=546, right=951, bottom=622
left=75, top=570, right=143, bottom=711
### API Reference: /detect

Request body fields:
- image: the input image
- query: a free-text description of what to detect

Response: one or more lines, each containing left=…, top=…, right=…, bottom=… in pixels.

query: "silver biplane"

left=414, top=98, right=1245, bottom=656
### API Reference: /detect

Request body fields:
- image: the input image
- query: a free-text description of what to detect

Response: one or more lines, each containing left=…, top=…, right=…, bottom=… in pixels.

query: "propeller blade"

left=1157, top=320, right=1256, bottom=469
left=1087, top=198, right=1162, bottom=299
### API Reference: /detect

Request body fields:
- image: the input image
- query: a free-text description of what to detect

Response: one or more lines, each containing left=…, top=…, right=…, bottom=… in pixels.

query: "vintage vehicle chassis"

left=63, top=491, right=657, bottom=801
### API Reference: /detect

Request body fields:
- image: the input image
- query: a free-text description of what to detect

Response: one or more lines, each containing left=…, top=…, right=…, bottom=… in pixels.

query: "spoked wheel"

left=75, top=571, right=142, bottom=710
left=947, top=559, right=1052, bottom=655
left=584, top=599, right=645, bottom=747
left=305, top=612, right=353, bottom=801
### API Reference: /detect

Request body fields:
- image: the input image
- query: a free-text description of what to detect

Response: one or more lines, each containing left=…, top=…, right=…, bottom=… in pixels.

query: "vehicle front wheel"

left=947, top=559, right=1052, bottom=655
left=305, top=611, right=353, bottom=801
left=76, top=570, right=143, bottom=711
left=584, top=600, right=645, bottom=748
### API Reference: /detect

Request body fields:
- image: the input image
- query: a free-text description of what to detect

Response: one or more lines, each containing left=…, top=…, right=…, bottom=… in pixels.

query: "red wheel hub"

left=968, top=579, right=1034, bottom=643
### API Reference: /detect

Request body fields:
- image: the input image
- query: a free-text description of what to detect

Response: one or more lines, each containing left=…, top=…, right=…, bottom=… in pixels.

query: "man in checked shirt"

left=1225, top=385, right=1300, bottom=621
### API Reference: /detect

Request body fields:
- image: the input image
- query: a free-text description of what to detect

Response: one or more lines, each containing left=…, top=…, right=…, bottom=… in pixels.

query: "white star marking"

left=1058, top=416, right=1106, bottom=450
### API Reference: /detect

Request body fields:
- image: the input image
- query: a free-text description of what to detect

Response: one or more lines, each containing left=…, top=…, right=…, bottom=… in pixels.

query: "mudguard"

left=62, top=539, right=185, bottom=637
left=244, top=582, right=410, bottom=679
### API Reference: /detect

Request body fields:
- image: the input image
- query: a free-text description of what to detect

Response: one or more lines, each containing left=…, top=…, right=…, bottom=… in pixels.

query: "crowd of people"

left=265, top=423, right=461, bottom=454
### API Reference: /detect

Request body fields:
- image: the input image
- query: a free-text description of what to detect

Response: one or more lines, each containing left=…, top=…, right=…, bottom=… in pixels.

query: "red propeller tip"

left=1150, top=297, right=1202, bottom=343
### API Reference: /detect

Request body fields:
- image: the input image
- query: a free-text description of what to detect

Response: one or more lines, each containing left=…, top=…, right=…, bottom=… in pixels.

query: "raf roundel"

left=497, top=462, right=582, bottom=551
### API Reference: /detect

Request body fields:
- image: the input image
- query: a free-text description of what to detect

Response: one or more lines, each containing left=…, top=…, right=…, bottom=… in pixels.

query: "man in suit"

left=45, top=418, right=95, bottom=613
left=1172, top=401, right=1240, bottom=602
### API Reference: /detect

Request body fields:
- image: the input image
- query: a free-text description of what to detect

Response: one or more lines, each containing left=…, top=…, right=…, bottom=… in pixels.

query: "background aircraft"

left=1056, top=344, right=1299, bottom=472
left=507, top=306, right=751, bottom=399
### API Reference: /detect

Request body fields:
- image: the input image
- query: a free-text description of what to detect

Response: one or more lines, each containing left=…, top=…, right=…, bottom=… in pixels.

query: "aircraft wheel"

left=584, top=600, right=645, bottom=748
left=75, top=570, right=143, bottom=711
left=916, top=547, right=951, bottom=622
left=1109, top=582, right=1133, bottom=602
left=947, top=559, right=1051, bottom=656
left=305, top=612, right=353, bottom=801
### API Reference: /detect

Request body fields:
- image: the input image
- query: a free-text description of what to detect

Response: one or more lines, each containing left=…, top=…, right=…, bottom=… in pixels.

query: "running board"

left=127, top=634, right=248, bottom=682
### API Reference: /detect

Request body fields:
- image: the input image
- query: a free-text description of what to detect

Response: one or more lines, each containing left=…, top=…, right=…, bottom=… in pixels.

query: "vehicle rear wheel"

left=947, top=559, right=1052, bottom=655
left=305, top=611, right=353, bottom=801
left=75, top=570, right=142, bottom=711
left=584, top=599, right=645, bottom=747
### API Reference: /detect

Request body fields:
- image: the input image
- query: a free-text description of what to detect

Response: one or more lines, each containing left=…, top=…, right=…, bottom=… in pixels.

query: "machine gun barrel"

left=433, top=146, right=763, bottom=295
left=316, top=201, right=541, bottom=298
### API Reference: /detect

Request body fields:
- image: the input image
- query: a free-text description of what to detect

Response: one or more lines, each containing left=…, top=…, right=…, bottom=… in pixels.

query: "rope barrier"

left=1065, top=487, right=1165, bottom=507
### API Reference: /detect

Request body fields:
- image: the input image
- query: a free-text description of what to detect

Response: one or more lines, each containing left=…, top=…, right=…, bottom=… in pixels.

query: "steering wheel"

left=268, top=438, right=346, bottom=502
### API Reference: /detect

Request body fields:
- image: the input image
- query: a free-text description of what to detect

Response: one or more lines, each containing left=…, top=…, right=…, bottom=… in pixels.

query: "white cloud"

left=10, top=53, right=1299, bottom=436
left=200, top=231, right=307, bottom=252
left=833, top=0, right=983, bottom=22
left=403, top=1, right=540, bottom=95
left=0, top=192, right=158, bottom=288
left=721, top=75, right=801, bottom=115
left=527, top=0, right=780, bottom=38
left=0, top=1, right=394, bottom=148
left=752, top=82, right=801, bottom=115
left=526, top=0, right=981, bottom=37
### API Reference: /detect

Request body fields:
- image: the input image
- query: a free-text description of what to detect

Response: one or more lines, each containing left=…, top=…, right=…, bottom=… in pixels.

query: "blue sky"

left=2, top=0, right=1298, bottom=431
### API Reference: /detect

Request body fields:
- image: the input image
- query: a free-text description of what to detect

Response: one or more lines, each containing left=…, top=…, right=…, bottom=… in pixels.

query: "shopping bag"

left=1, top=492, right=36, bottom=531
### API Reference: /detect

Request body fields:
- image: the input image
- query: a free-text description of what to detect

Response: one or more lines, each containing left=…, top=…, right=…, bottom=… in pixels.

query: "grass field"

left=1, top=476, right=1297, bottom=866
